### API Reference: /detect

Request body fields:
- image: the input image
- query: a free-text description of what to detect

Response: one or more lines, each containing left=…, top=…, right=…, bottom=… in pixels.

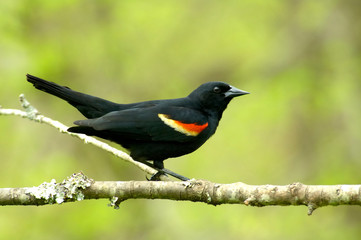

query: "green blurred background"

left=1, top=0, right=361, bottom=239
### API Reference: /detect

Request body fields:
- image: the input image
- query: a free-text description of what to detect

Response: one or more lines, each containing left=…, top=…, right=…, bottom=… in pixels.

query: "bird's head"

left=188, top=82, right=249, bottom=118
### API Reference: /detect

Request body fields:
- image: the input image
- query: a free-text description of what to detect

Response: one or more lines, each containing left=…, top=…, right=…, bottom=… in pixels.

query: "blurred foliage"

left=1, top=0, right=361, bottom=239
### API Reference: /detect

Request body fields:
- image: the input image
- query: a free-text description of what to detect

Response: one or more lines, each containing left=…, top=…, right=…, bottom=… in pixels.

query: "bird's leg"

left=140, top=160, right=190, bottom=181
left=148, top=161, right=166, bottom=181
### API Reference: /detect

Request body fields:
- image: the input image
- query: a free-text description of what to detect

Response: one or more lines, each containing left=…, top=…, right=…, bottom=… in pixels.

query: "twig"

left=0, top=94, right=167, bottom=180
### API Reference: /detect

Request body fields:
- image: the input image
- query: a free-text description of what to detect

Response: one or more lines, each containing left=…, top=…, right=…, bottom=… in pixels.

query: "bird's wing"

left=73, top=106, right=209, bottom=142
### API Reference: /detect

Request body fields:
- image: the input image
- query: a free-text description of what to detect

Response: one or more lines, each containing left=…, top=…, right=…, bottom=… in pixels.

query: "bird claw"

left=146, top=171, right=166, bottom=181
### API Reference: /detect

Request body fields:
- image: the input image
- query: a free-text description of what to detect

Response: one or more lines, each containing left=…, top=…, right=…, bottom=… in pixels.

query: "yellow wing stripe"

left=158, top=114, right=208, bottom=136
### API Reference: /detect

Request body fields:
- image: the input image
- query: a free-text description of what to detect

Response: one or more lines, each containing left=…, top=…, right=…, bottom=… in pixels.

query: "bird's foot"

left=146, top=171, right=167, bottom=181
left=161, top=168, right=190, bottom=181
left=140, top=160, right=190, bottom=181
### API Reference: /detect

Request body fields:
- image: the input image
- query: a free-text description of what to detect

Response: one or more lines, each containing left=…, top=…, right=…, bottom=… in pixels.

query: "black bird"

left=27, top=74, right=249, bottom=180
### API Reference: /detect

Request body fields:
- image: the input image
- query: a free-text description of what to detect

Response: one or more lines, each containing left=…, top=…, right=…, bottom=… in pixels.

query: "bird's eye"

left=213, top=86, right=222, bottom=93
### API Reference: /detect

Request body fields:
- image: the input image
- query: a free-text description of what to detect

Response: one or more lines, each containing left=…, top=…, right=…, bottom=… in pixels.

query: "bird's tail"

left=26, top=74, right=120, bottom=119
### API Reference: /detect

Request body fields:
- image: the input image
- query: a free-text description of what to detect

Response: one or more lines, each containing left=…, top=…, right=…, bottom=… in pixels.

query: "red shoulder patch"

left=158, top=114, right=208, bottom=136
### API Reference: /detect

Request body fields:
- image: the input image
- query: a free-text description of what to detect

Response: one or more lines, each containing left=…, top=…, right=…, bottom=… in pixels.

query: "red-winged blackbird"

left=27, top=74, right=249, bottom=180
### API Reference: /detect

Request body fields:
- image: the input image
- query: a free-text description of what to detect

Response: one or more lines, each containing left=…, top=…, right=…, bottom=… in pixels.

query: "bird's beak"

left=224, top=86, right=250, bottom=98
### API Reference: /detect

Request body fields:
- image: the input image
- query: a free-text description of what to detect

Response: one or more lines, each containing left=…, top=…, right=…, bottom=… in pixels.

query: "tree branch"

left=1, top=95, right=361, bottom=215
left=0, top=173, right=360, bottom=215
